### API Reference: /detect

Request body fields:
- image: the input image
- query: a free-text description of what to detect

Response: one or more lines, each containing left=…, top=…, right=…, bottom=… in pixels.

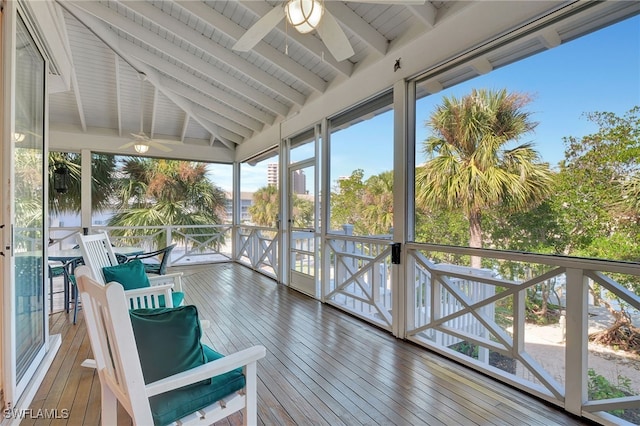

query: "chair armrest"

left=145, top=345, right=266, bottom=398
left=148, top=272, right=183, bottom=292
left=122, top=283, right=174, bottom=309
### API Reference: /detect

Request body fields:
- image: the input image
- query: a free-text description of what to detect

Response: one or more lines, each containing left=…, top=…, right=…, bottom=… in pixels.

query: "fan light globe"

left=134, top=143, right=149, bottom=154
left=13, top=132, right=26, bottom=143
left=285, top=0, right=323, bottom=34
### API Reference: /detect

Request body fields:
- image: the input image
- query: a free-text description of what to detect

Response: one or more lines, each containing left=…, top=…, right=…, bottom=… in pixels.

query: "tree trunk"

left=469, top=209, right=482, bottom=269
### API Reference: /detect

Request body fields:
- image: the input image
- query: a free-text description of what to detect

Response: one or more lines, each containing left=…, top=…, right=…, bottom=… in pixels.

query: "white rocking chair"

left=76, top=265, right=266, bottom=425
left=77, top=232, right=184, bottom=288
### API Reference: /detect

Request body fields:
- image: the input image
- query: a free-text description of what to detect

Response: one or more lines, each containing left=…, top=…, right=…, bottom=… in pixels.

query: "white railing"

left=235, top=225, right=279, bottom=279
left=291, top=231, right=316, bottom=276
left=406, top=243, right=640, bottom=425
left=49, top=224, right=232, bottom=266
left=324, top=226, right=393, bottom=330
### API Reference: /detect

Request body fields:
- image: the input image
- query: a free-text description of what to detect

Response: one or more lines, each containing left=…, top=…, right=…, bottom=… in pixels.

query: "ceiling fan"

left=119, top=73, right=182, bottom=154
left=233, top=0, right=425, bottom=62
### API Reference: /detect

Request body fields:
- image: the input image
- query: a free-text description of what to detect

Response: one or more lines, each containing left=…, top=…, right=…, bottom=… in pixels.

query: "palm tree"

left=248, top=185, right=279, bottom=226
left=108, top=158, right=227, bottom=249
left=362, top=171, right=394, bottom=235
left=416, top=88, right=553, bottom=268
left=48, top=152, right=116, bottom=216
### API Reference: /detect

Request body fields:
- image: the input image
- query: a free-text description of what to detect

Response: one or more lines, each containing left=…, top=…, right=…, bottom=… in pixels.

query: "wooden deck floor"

left=27, top=263, right=590, bottom=425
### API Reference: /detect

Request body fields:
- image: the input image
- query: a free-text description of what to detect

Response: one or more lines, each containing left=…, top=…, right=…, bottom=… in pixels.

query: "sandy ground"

left=522, top=307, right=640, bottom=395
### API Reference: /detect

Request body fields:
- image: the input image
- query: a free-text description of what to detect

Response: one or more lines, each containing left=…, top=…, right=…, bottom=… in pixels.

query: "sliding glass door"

left=13, top=11, right=46, bottom=397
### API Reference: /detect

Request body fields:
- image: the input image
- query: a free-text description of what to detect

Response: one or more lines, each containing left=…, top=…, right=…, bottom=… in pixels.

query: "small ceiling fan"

left=233, top=0, right=425, bottom=62
left=119, top=73, right=182, bottom=154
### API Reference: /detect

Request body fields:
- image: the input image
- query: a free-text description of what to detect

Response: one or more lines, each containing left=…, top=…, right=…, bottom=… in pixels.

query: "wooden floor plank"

left=29, top=263, right=589, bottom=426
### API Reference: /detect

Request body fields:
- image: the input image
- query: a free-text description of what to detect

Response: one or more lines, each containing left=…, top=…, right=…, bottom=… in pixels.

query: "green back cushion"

left=102, top=259, right=150, bottom=290
left=129, top=306, right=207, bottom=385
left=148, top=345, right=246, bottom=426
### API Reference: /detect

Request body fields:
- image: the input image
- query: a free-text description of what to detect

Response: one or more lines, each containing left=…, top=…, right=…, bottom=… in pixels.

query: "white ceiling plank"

left=324, top=2, right=388, bottom=57
left=67, top=0, right=292, bottom=116
left=61, top=2, right=238, bottom=149
left=126, top=44, right=283, bottom=121
left=238, top=0, right=353, bottom=76
left=171, top=0, right=327, bottom=93
left=114, top=56, right=122, bottom=137
left=186, top=102, right=254, bottom=139
left=121, top=0, right=311, bottom=104
left=161, top=77, right=264, bottom=132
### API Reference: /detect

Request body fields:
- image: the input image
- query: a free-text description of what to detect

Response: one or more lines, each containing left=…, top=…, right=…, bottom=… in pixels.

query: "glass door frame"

left=283, top=125, right=321, bottom=298
left=2, top=1, right=49, bottom=407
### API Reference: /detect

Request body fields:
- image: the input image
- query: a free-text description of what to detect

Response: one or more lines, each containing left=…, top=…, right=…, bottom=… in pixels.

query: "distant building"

left=267, top=163, right=278, bottom=187
left=292, top=169, right=306, bottom=194
left=225, top=192, right=255, bottom=223
left=267, top=163, right=306, bottom=194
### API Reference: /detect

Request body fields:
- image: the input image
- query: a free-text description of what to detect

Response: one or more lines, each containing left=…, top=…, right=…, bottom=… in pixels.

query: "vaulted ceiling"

left=36, top=1, right=638, bottom=163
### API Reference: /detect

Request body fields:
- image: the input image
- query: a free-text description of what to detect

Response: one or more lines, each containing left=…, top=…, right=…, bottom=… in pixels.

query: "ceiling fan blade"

left=233, top=6, right=285, bottom=52
left=130, top=131, right=149, bottom=141
left=150, top=138, right=183, bottom=146
left=316, top=12, right=355, bottom=62
left=149, top=142, right=172, bottom=152
left=119, top=142, right=135, bottom=149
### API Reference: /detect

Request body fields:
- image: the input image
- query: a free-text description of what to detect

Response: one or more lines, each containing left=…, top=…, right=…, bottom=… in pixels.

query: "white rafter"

left=151, top=0, right=328, bottom=94
left=66, top=0, right=295, bottom=115
left=114, top=56, right=122, bottom=137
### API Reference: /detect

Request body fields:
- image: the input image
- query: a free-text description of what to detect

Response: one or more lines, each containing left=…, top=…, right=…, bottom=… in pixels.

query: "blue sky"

left=222, top=14, right=639, bottom=192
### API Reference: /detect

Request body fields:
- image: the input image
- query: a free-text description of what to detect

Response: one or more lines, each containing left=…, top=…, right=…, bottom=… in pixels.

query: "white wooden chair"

left=76, top=232, right=184, bottom=293
left=75, top=265, right=266, bottom=425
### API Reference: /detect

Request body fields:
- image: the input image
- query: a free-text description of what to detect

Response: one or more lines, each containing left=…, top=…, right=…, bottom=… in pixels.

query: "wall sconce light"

left=134, top=143, right=149, bottom=154
left=285, top=0, right=324, bottom=34
left=14, top=132, right=25, bottom=142
left=53, top=164, right=70, bottom=194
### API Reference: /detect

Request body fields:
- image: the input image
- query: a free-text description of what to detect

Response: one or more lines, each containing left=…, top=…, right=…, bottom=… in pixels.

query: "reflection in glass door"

left=13, top=13, right=46, bottom=393
left=289, top=162, right=317, bottom=296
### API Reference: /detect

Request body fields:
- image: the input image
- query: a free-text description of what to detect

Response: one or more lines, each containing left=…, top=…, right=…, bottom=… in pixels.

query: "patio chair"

left=129, top=243, right=176, bottom=275
left=75, top=265, right=266, bottom=426
left=77, top=232, right=184, bottom=308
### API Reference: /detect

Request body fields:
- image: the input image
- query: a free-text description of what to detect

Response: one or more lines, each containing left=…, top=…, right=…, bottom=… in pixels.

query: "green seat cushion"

left=102, top=259, right=150, bottom=290
left=148, top=344, right=246, bottom=426
left=129, top=306, right=207, bottom=386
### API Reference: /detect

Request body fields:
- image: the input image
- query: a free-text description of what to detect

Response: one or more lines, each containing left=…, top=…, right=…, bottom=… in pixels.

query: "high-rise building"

left=267, top=163, right=278, bottom=187
left=292, top=169, right=306, bottom=194
left=267, top=163, right=306, bottom=194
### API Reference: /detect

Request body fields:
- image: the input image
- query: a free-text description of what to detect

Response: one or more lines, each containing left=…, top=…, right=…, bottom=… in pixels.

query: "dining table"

left=47, top=246, right=145, bottom=312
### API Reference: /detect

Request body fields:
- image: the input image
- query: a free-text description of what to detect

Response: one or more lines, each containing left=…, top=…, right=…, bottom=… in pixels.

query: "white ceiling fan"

left=233, top=0, right=425, bottom=62
left=119, top=73, right=183, bottom=154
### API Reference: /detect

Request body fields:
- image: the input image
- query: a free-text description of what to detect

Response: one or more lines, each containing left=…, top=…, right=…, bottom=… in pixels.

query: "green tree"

left=108, top=158, right=226, bottom=248
left=330, top=169, right=366, bottom=233
left=553, top=108, right=640, bottom=256
left=361, top=171, right=394, bottom=235
left=248, top=185, right=279, bottom=226
left=48, top=152, right=116, bottom=217
left=551, top=108, right=640, bottom=334
left=416, top=88, right=553, bottom=267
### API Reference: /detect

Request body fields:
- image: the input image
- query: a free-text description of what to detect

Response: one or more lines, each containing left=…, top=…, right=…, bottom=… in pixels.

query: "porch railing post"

left=166, top=227, right=172, bottom=268
left=564, top=268, right=588, bottom=415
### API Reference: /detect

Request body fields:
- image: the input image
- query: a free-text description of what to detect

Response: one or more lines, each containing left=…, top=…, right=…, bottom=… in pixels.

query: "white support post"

left=232, top=161, right=240, bottom=261
left=392, top=79, right=414, bottom=339
left=80, top=149, right=92, bottom=233
left=320, top=118, right=330, bottom=302
left=564, top=268, right=588, bottom=415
